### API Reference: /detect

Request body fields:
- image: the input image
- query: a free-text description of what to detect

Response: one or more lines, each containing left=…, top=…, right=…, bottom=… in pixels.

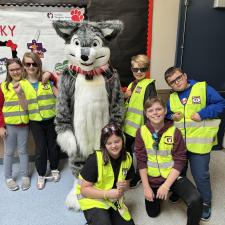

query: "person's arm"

left=156, top=168, right=180, bottom=200
left=197, top=84, right=225, bottom=120
left=41, top=71, right=58, bottom=86
left=13, top=82, right=28, bottom=110
left=0, top=87, right=6, bottom=138
left=139, top=168, right=155, bottom=202
left=106, top=69, right=124, bottom=126
left=166, top=99, right=174, bottom=120
left=135, top=129, right=154, bottom=201
left=144, top=80, right=157, bottom=102
left=81, top=179, right=124, bottom=200
left=0, top=86, right=5, bottom=127
left=116, top=160, right=135, bottom=192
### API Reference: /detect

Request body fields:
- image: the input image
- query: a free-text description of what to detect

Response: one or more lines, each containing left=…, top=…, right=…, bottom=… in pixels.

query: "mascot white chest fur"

left=74, top=74, right=109, bottom=155
left=52, top=20, right=124, bottom=193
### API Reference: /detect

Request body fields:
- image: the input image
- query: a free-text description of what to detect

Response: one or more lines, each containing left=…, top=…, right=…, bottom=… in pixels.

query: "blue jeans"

left=4, top=125, right=29, bottom=179
left=188, top=152, right=211, bottom=204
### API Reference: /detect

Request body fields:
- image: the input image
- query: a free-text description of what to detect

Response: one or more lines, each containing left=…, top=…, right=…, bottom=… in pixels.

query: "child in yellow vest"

left=164, top=66, right=225, bottom=221
left=77, top=123, right=135, bottom=225
left=21, top=52, right=60, bottom=190
left=0, top=58, right=30, bottom=191
left=123, top=54, right=157, bottom=188
left=135, top=97, right=202, bottom=225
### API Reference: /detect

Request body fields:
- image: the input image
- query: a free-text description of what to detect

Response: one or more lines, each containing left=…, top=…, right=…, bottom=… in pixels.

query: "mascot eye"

left=74, top=39, right=80, bottom=46
left=92, top=40, right=101, bottom=48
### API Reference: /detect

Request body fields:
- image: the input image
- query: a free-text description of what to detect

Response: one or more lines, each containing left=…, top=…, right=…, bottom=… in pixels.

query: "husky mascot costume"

left=52, top=20, right=124, bottom=209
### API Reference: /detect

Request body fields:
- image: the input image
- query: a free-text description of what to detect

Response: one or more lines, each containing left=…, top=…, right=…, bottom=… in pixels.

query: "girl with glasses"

left=20, top=52, right=60, bottom=190
left=134, top=97, right=202, bottom=225
left=76, top=123, right=136, bottom=225
left=0, top=58, right=30, bottom=191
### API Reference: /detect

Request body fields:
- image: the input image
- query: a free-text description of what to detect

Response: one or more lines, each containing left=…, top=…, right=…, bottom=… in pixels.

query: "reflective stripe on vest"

left=1, top=82, right=29, bottom=124
left=20, top=80, right=56, bottom=121
left=140, top=125, right=175, bottom=178
left=123, top=79, right=154, bottom=137
left=170, top=82, right=220, bottom=154
left=76, top=151, right=132, bottom=221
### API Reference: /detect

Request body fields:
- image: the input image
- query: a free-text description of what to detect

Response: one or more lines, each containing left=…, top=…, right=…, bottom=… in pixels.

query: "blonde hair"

left=131, top=54, right=150, bottom=68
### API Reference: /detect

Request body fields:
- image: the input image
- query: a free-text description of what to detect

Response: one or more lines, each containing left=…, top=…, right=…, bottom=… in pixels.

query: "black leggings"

left=145, top=177, right=202, bottom=225
left=83, top=207, right=135, bottom=225
left=30, top=118, right=59, bottom=176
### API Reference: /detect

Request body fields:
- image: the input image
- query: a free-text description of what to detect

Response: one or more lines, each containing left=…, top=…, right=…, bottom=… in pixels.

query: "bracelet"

left=162, top=184, right=170, bottom=191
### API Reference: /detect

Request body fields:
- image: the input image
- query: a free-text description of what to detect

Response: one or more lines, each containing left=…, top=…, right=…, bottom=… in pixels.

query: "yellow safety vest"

left=141, top=125, right=175, bottom=178
left=123, top=78, right=154, bottom=137
left=1, top=81, right=29, bottom=124
left=170, top=82, right=220, bottom=154
left=76, top=151, right=132, bottom=221
left=20, top=79, right=56, bottom=121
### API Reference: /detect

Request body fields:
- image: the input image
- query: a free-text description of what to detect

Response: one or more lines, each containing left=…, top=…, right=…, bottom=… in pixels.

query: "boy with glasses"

left=123, top=54, right=157, bottom=188
left=164, top=66, right=225, bottom=221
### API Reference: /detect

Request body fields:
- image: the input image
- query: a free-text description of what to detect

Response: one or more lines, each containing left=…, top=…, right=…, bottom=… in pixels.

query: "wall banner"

left=0, top=6, right=86, bottom=82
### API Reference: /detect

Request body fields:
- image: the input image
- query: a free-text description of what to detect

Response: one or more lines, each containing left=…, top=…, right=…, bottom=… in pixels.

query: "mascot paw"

left=65, top=180, right=80, bottom=211
left=57, top=130, right=77, bottom=156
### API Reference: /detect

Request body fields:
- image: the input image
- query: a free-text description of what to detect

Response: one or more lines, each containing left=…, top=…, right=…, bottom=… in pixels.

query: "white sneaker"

left=21, top=177, right=31, bottom=191
left=37, top=176, right=45, bottom=190
left=6, top=178, right=19, bottom=191
left=51, top=170, right=61, bottom=182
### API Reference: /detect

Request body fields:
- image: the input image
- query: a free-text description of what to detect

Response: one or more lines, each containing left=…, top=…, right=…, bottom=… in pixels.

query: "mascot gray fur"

left=52, top=20, right=124, bottom=210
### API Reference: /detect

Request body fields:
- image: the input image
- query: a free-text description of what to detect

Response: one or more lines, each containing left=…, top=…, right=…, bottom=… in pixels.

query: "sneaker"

left=51, top=170, right=61, bottom=182
left=6, top=178, right=19, bottom=191
left=37, top=176, right=45, bottom=190
left=130, top=175, right=141, bottom=189
left=21, top=177, right=31, bottom=191
left=201, top=203, right=211, bottom=221
left=169, top=193, right=179, bottom=203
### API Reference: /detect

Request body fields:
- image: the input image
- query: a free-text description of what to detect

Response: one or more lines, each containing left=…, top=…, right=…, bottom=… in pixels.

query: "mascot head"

left=52, top=20, right=123, bottom=78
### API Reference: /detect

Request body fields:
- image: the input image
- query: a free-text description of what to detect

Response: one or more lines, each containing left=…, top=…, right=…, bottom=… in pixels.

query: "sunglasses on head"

left=131, top=67, right=148, bottom=73
left=152, top=132, right=159, bottom=150
left=24, top=62, right=38, bottom=67
left=102, top=124, right=121, bottom=134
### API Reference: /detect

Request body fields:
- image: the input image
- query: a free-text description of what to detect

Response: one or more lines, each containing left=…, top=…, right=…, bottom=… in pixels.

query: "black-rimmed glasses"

left=168, top=73, right=184, bottom=86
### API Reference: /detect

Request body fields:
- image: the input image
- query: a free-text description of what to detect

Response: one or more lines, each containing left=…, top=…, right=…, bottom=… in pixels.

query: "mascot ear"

left=97, top=20, right=124, bottom=41
left=52, top=20, right=79, bottom=41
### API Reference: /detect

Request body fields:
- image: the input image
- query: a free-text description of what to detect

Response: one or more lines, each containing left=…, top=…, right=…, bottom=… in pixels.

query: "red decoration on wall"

left=146, top=0, right=153, bottom=78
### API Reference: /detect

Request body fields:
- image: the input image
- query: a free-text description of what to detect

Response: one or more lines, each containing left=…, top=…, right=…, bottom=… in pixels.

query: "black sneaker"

left=130, top=176, right=141, bottom=189
left=201, top=203, right=211, bottom=221
left=169, top=193, right=179, bottom=203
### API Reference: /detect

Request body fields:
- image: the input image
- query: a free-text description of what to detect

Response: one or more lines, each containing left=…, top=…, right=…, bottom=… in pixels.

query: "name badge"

left=192, top=96, right=201, bottom=104
left=122, top=168, right=128, bottom=176
left=164, top=136, right=173, bottom=145
left=43, top=84, right=50, bottom=90
left=135, top=86, right=142, bottom=93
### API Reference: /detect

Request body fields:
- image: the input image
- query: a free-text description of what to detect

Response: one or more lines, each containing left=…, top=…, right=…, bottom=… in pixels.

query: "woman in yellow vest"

left=20, top=52, right=60, bottom=190
left=0, top=58, right=30, bottom=191
left=123, top=54, right=157, bottom=188
left=76, top=123, right=135, bottom=225
left=135, top=97, right=202, bottom=225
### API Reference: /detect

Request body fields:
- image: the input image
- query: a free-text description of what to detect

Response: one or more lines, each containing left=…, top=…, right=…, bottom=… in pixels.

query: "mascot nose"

left=81, top=55, right=89, bottom=61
